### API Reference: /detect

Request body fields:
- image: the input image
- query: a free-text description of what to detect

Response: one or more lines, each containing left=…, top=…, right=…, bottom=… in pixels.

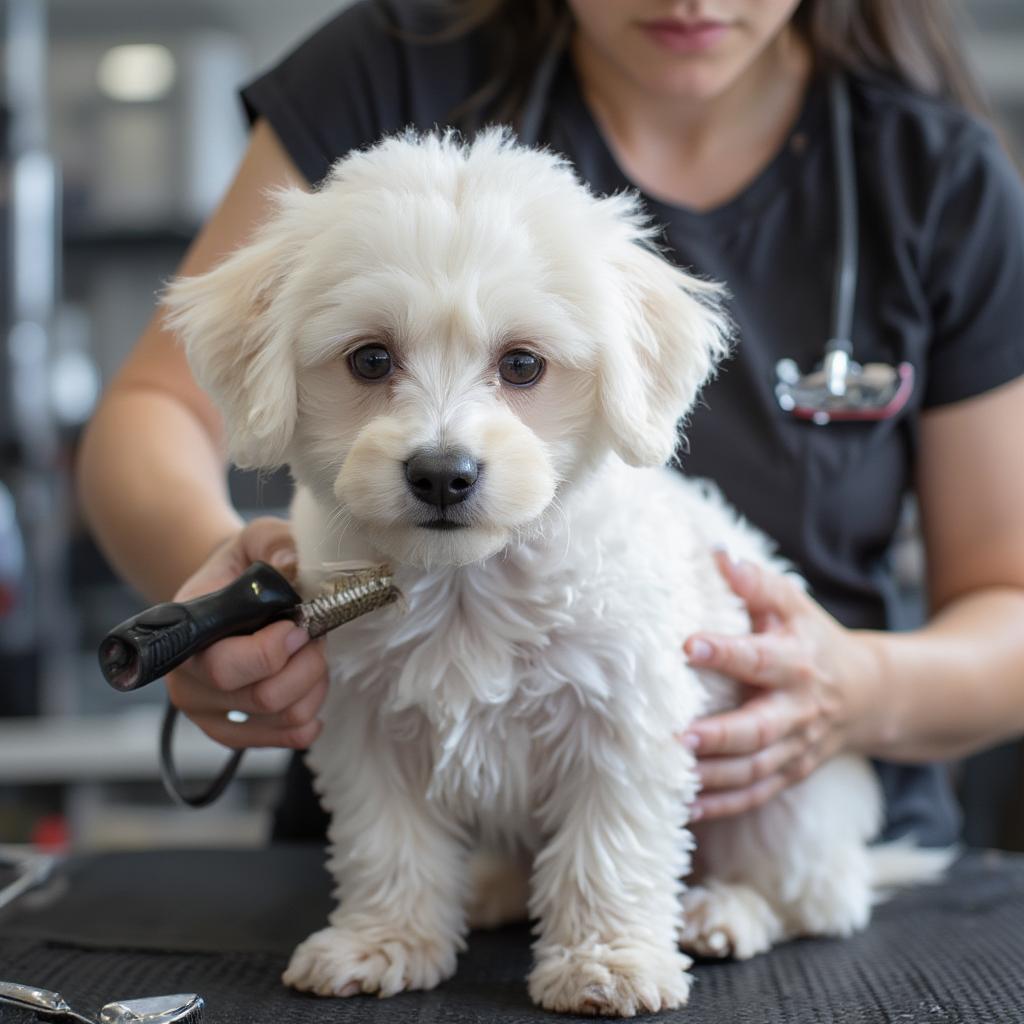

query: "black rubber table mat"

left=2, top=847, right=1023, bottom=1023
left=1, top=846, right=334, bottom=955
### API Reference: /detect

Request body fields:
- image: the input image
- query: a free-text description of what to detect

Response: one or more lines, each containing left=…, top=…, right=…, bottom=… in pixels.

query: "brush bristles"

left=294, top=566, right=401, bottom=638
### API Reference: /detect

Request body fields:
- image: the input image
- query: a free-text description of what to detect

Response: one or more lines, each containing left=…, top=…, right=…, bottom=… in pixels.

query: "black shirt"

left=242, top=0, right=1024, bottom=846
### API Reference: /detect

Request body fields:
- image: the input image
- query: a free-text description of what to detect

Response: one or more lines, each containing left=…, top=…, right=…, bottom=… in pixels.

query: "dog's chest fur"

left=316, top=548, right=641, bottom=840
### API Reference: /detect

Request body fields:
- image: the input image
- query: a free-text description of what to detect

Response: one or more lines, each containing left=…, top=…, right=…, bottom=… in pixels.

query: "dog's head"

left=164, top=129, right=730, bottom=568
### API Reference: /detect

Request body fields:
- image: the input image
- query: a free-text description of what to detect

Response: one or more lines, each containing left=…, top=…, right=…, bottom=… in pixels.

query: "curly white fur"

left=166, top=129, right=885, bottom=1016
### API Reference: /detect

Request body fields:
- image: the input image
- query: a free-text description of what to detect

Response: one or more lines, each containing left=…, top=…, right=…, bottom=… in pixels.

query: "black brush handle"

left=98, top=562, right=302, bottom=692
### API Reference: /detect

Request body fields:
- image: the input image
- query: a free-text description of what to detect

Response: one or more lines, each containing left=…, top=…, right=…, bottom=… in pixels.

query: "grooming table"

left=1, top=847, right=1022, bottom=1023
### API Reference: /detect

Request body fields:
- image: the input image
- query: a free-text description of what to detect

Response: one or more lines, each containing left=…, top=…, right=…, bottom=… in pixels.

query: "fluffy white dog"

left=166, top=130, right=889, bottom=1016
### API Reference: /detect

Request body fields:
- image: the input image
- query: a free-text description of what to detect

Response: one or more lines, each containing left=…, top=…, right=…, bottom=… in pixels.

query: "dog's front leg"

left=283, top=725, right=467, bottom=998
left=527, top=758, right=694, bottom=1016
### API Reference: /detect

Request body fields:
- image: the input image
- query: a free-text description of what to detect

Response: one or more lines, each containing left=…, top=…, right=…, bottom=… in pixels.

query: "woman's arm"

left=859, top=374, right=1024, bottom=761
left=680, top=375, right=1024, bottom=820
left=77, top=120, right=329, bottom=751
left=76, top=118, right=307, bottom=602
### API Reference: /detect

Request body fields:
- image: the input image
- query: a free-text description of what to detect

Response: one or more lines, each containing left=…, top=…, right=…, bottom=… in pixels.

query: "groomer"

left=78, top=0, right=1024, bottom=845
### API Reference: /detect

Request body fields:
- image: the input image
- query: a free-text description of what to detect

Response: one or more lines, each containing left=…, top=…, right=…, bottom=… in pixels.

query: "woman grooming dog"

left=158, top=126, right=893, bottom=1010
left=79, top=0, right=1024, bottom=988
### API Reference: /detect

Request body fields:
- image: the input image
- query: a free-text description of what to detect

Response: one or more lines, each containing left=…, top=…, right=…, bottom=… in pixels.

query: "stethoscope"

left=516, top=31, right=915, bottom=426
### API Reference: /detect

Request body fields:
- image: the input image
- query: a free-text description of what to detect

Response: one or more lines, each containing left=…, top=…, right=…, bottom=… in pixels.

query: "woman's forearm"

left=854, top=586, right=1024, bottom=762
left=77, top=386, right=242, bottom=602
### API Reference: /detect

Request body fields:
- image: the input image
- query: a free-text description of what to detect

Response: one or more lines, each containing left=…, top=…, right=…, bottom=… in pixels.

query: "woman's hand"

left=681, top=551, right=881, bottom=822
left=165, top=517, right=328, bottom=750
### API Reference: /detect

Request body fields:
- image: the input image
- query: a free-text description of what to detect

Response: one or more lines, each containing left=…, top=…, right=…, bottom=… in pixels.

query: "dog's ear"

left=599, top=235, right=731, bottom=468
left=162, top=189, right=314, bottom=470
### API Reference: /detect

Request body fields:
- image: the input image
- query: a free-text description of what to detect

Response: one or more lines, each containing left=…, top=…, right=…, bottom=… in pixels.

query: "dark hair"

left=442, top=0, right=995, bottom=128
left=792, top=0, right=992, bottom=116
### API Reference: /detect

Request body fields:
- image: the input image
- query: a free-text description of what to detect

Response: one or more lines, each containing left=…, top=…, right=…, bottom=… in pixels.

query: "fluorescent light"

left=97, top=44, right=176, bottom=103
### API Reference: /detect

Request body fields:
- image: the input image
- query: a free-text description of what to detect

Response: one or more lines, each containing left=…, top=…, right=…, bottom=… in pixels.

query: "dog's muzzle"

left=405, top=449, right=479, bottom=529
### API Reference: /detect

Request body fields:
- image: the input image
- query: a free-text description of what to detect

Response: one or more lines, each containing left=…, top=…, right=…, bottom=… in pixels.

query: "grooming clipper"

left=98, top=561, right=400, bottom=692
left=97, top=561, right=401, bottom=808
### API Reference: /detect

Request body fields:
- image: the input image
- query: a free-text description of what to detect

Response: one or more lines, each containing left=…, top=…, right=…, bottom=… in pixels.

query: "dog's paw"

left=528, top=938, right=692, bottom=1016
left=282, top=925, right=457, bottom=998
left=679, top=882, right=784, bottom=960
left=466, top=850, right=530, bottom=929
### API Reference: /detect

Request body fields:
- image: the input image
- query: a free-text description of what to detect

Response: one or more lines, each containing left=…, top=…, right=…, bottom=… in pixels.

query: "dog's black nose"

left=405, top=450, right=479, bottom=507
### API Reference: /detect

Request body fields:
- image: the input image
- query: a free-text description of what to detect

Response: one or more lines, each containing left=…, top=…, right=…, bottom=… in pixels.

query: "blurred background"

left=0, top=0, right=1022, bottom=855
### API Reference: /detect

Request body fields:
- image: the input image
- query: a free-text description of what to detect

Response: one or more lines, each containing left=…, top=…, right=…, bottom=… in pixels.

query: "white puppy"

left=165, top=130, right=885, bottom=1016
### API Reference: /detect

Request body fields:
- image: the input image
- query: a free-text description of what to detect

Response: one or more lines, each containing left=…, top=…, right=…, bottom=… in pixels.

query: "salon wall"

left=0, top=0, right=1021, bottom=852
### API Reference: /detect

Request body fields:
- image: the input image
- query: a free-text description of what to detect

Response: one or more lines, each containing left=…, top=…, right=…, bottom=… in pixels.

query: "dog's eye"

left=349, top=344, right=393, bottom=381
left=499, top=350, right=544, bottom=387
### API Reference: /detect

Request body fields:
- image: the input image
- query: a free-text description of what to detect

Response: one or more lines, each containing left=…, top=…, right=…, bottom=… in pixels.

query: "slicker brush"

left=96, top=561, right=401, bottom=808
